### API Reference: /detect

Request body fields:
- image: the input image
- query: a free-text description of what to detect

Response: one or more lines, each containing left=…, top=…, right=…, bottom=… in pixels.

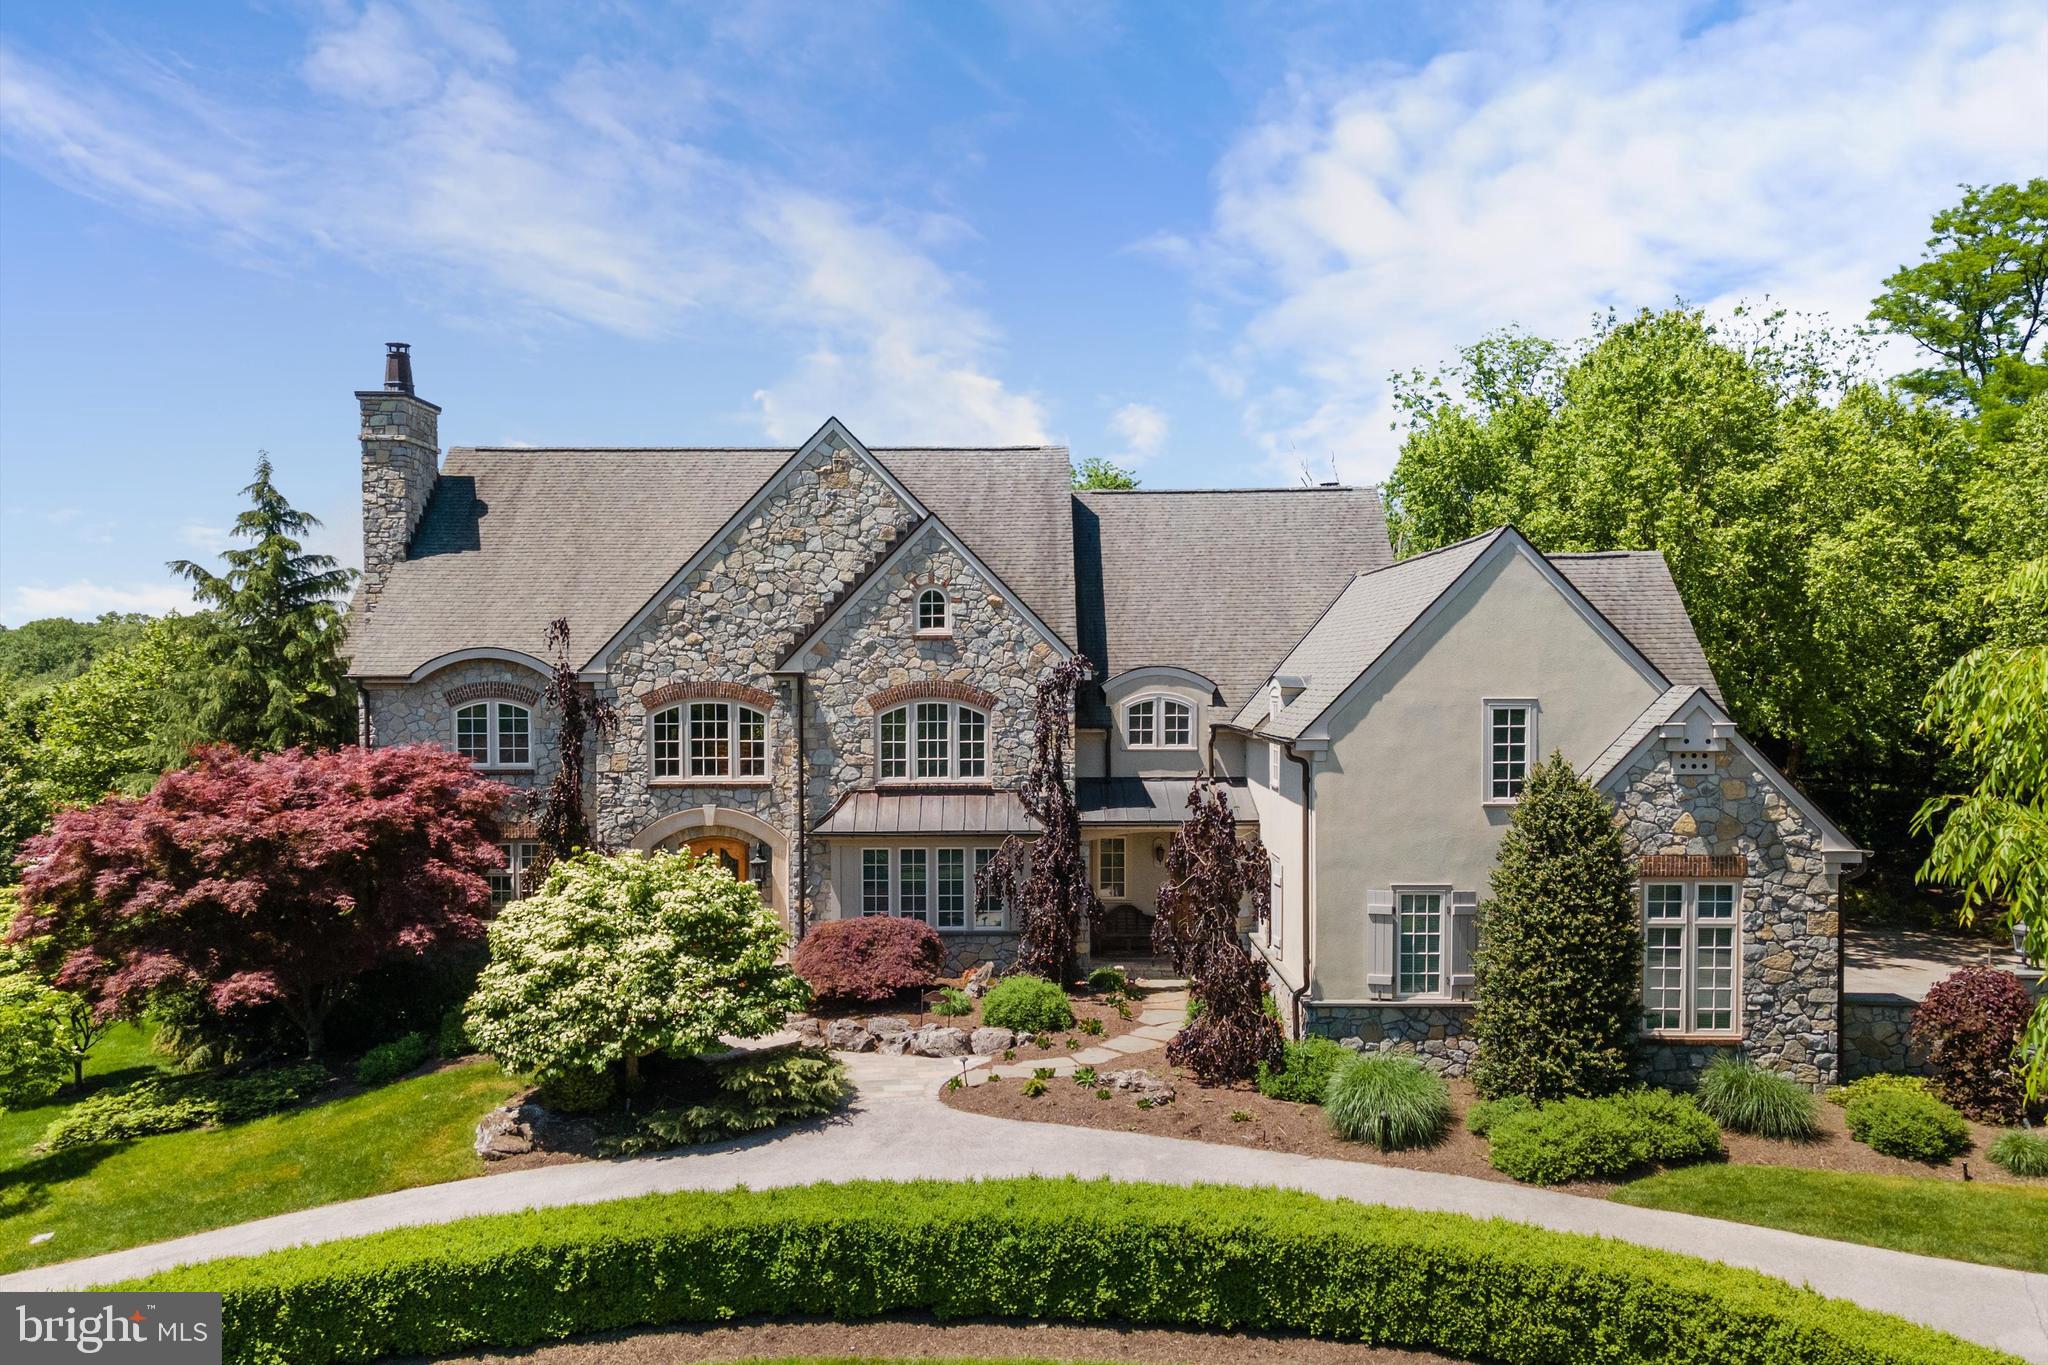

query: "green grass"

left=1613, top=1164, right=2048, bottom=1273
left=1, top=1034, right=524, bottom=1274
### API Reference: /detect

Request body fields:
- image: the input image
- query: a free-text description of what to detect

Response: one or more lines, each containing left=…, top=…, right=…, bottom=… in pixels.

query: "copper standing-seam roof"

left=810, top=788, right=1038, bottom=836
left=1076, top=777, right=1257, bottom=825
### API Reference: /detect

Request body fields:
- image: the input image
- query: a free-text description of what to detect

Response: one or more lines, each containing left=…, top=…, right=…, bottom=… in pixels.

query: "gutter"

left=1288, top=745, right=1316, bottom=1039
left=793, top=670, right=809, bottom=940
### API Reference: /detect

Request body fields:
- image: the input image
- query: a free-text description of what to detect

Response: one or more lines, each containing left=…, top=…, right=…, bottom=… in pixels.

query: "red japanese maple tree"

left=8, top=744, right=506, bottom=1056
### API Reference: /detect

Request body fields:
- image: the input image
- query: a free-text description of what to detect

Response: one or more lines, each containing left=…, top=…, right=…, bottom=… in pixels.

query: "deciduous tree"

left=532, top=617, right=615, bottom=865
left=1153, top=781, right=1280, bottom=1084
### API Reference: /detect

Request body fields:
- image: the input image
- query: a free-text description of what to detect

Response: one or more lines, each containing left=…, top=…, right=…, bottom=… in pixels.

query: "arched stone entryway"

left=630, top=805, right=791, bottom=927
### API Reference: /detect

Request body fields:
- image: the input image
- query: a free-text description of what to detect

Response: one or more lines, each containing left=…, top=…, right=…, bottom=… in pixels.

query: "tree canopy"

left=1071, top=456, right=1140, bottom=490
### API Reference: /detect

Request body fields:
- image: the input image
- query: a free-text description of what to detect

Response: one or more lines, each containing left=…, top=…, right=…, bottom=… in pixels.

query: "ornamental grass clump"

left=980, top=975, right=1074, bottom=1034
left=931, top=987, right=974, bottom=1017
left=1324, top=1055, right=1450, bottom=1150
left=1989, top=1128, right=2048, bottom=1178
left=1845, top=1086, right=1972, bottom=1163
left=1695, top=1055, right=1820, bottom=1140
left=1255, top=1037, right=1351, bottom=1105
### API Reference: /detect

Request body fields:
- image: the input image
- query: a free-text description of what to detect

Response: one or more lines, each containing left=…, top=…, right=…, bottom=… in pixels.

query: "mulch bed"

left=416, top=1315, right=1463, bottom=1363
left=943, top=1041, right=2027, bottom=1190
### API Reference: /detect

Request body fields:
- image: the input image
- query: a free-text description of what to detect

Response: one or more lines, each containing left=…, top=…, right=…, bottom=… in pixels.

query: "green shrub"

left=1486, top=1091, right=1721, bottom=1185
left=1465, top=1094, right=1533, bottom=1136
left=605, top=1048, right=848, bottom=1155
left=1845, top=1087, right=1971, bottom=1162
left=1988, top=1129, right=2048, bottom=1178
left=435, top=1007, right=472, bottom=1058
left=931, top=987, right=974, bottom=1018
left=536, top=1068, right=616, bottom=1115
left=1255, top=1037, right=1350, bottom=1105
left=123, top=1179, right=2011, bottom=1365
left=1826, top=1073, right=1929, bottom=1107
left=1324, top=1055, right=1450, bottom=1150
left=981, top=975, right=1074, bottom=1034
left=354, top=1033, right=430, bottom=1087
left=1694, top=1056, right=1819, bottom=1140
left=38, top=1063, right=328, bottom=1152
left=1021, top=1077, right=1048, bottom=1097
left=1086, top=966, right=1128, bottom=994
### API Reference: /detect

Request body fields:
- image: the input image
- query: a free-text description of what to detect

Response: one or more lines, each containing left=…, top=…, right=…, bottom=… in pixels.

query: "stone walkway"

left=5, top=1042, right=2043, bottom=1361
left=976, top=986, right=1186, bottom=1080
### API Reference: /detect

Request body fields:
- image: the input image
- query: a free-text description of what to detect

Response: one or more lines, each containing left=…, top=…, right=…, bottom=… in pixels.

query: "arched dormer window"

left=454, top=700, right=532, bottom=769
left=652, top=701, right=768, bottom=780
left=1123, top=695, right=1193, bottom=750
left=916, top=588, right=950, bottom=634
left=878, top=700, right=987, bottom=781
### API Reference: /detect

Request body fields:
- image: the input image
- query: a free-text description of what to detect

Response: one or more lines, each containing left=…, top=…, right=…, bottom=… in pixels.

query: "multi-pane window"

left=1487, top=702, right=1531, bottom=801
left=1396, top=890, right=1444, bottom=997
left=1124, top=695, right=1193, bottom=749
left=877, top=702, right=989, bottom=781
left=454, top=701, right=533, bottom=769
left=489, top=841, right=540, bottom=905
left=652, top=702, right=767, bottom=779
left=861, top=850, right=891, bottom=915
left=936, top=849, right=967, bottom=929
left=897, top=849, right=929, bottom=922
left=974, top=846, right=1006, bottom=928
left=1096, top=837, right=1126, bottom=897
left=1268, top=862, right=1284, bottom=951
left=1642, top=882, right=1741, bottom=1034
left=916, top=589, right=949, bottom=632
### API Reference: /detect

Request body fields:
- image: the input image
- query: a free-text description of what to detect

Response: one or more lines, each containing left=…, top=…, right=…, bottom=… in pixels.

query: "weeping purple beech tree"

left=1154, top=780, right=1280, bottom=1083
left=975, top=656, right=1099, bottom=983
left=533, top=618, right=617, bottom=866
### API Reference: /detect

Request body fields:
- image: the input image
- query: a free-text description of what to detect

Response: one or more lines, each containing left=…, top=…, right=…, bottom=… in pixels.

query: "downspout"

left=794, top=671, right=809, bottom=941
left=1288, top=747, right=1316, bottom=1039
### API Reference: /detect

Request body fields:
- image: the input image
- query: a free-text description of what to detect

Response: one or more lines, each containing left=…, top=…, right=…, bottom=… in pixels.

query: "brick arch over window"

left=443, top=681, right=541, bottom=707
left=861, top=680, right=998, bottom=717
left=638, top=680, right=780, bottom=712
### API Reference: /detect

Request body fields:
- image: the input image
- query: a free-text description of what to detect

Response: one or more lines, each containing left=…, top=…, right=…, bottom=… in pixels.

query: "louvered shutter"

left=1450, top=890, right=1479, bottom=998
left=1366, top=889, right=1395, bottom=998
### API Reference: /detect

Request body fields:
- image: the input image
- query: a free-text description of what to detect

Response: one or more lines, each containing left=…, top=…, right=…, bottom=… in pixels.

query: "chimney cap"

left=383, top=341, right=416, bottom=395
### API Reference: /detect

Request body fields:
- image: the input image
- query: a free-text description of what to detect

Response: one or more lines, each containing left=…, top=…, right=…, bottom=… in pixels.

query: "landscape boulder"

left=1103, top=1067, right=1175, bottom=1103
left=907, top=1025, right=970, bottom=1057
left=474, top=1102, right=595, bottom=1161
left=826, top=1018, right=878, bottom=1052
left=969, top=1026, right=1017, bottom=1055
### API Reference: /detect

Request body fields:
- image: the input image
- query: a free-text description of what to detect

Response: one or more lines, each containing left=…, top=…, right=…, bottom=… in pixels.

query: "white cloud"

left=302, top=2, right=441, bottom=108
left=1107, top=401, right=1168, bottom=461
left=4, top=579, right=194, bottom=624
left=1183, top=0, right=2048, bottom=483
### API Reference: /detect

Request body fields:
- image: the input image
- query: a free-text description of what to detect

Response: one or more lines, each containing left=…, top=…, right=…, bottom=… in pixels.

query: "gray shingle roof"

left=1077, top=777, right=1257, bottom=825
left=810, top=788, right=1036, bottom=835
left=1073, top=487, right=1392, bottom=725
left=347, top=445, right=1077, bottom=678
left=1579, top=685, right=1699, bottom=787
left=1552, top=553, right=1723, bottom=705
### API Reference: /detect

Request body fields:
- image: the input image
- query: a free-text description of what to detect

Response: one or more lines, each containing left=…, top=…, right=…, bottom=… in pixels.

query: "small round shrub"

left=1825, top=1072, right=1929, bottom=1107
left=1255, top=1037, right=1351, bottom=1105
left=1912, top=966, right=2033, bottom=1124
left=1845, top=1086, right=1971, bottom=1162
left=436, top=1006, right=473, bottom=1058
left=1324, top=1055, right=1450, bottom=1150
left=981, top=975, right=1075, bottom=1034
left=1988, top=1128, right=2048, bottom=1178
left=537, top=1067, right=617, bottom=1115
left=1694, top=1055, right=1819, bottom=1140
left=1465, top=1094, right=1533, bottom=1136
left=1484, top=1091, right=1720, bottom=1185
left=1611, top=1089, right=1722, bottom=1163
left=790, top=916, right=944, bottom=1006
left=1086, top=966, right=1128, bottom=994
left=354, top=1032, right=431, bottom=1086
left=931, top=987, right=974, bottom=1017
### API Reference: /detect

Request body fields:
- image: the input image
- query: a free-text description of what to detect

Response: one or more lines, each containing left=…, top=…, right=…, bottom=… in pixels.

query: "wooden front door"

left=686, top=837, right=748, bottom=881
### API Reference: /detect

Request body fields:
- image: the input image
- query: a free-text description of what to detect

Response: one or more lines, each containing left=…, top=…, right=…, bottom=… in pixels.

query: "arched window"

left=454, top=700, right=532, bottom=768
left=652, top=702, right=767, bottom=779
left=916, top=588, right=949, bottom=633
left=1123, top=695, right=1193, bottom=750
left=878, top=700, right=987, bottom=780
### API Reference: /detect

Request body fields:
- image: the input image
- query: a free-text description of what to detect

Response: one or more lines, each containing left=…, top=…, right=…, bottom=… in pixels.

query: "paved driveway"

left=5, top=1052, right=2045, bottom=1362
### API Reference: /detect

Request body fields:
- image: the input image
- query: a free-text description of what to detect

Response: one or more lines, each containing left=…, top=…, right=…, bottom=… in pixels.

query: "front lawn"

left=1, top=1047, right=525, bottom=1274
left=1611, top=1163, right=2048, bottom=1273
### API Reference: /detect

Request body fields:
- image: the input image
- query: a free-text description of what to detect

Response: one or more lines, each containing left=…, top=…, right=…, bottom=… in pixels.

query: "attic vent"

left=1672, top=752, right=1715, bottom=775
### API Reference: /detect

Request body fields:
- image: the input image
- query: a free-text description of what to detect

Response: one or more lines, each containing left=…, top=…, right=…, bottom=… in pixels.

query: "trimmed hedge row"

left=120, top=1178, right=2015, bottom=1365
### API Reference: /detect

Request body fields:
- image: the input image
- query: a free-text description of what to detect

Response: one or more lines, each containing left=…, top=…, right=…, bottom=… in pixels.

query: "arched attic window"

left=454, top=700, right=531, bottom=769
left=916, top=588, right=950, bottom=634
left=1123, top=694, right=1193, bottom=749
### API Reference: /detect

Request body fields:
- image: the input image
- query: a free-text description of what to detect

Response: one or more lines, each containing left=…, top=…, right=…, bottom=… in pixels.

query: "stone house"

left=347, top=345, right=1862, bottom=1087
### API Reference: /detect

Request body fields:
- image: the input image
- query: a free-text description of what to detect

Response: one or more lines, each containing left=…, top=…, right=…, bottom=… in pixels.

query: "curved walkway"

left=5, top=1053, right=2045, bottom=1362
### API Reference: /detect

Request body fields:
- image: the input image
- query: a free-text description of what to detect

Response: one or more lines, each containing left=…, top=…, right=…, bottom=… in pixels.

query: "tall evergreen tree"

left=1470, top=753, right=1641, bottom=1101
left=163, top=456, right=357, bottom=758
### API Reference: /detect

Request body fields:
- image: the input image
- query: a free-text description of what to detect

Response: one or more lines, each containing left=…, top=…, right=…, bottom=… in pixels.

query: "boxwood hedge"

left=118, top=1179, right=2013, bottom=1365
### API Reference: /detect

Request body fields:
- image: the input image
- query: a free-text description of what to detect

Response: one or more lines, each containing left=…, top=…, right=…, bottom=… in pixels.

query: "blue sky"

left=0, top=0, right=2042, bottom=623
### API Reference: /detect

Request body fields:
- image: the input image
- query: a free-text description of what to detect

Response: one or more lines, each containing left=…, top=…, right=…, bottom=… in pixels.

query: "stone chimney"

left=357, top=342, right=441, bottom=610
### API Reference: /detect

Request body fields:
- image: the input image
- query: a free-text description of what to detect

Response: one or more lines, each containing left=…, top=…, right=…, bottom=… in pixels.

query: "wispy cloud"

left=1107, top=401, right=1168, bottom=463
left=0, top=2, right=1047, bottom=445
left=4, top=579, right=193, bottom=625
left=1170, top=0, right=2048, bottom=482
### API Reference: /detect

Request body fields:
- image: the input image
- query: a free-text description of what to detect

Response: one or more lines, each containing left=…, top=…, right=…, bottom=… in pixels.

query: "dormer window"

left=915, top=589, right=950, bottom=635
left=878, top=700, right=987, bottom=780
left=1124, top=695, right=1193, bottom=750
left=454, top=701, right=532, bottom=770
left=652, top=701, right=768, bottom=780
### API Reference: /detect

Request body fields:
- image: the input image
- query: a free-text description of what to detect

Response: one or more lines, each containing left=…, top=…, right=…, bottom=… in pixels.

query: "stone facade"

left=364, top=656, right=563, bottom=812
left=1613, top=744, right=1840, bottom=1088
left=357, top=389, right=440, bottom=609
left=1842, top=994, right=1931, bottom=1080
left=1305, top=1003, right=1479, bottom=1076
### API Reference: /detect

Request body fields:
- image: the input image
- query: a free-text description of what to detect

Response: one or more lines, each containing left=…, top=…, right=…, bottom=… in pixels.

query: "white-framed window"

left=897, top=848, right=929, bottom=922
left=489, top=841, right=540, bottom=905
left=1484, top=699, right=1535, bottom=802
left=861, top=849, right=891, bottom=916
left=877, top=701, right=989, bottom=781
left=1123, top=694, right=1194, bottom=750
left=454, top=701, right=533, bottom=769
left=936, top=848, right=967, bottom=929
left=858, top=845, right=1002, bottom=929
left=651, top=701, right=768, bottom=780
left=1268, top=861, right=1284, bottom=951
left=916, top=589, right=950, bottom=633
left=1643, top=881, right=1741, bottom=1034
left=1395, top=888, right=1446, bottom=998
left=1096, top=837, right=1126, bottom=897
left=974, top=846, right=1006, bottom=929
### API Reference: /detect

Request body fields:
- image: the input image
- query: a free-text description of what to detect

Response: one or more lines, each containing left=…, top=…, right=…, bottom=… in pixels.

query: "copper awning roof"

left=811, top=787, right=1038, bottom=836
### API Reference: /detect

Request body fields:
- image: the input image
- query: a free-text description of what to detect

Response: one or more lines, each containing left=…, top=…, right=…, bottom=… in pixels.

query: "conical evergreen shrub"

left=1470, top=753, right=1640, bottom=1101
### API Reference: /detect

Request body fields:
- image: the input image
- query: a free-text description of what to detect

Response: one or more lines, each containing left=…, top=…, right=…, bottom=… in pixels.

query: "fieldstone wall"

left=1842, top=993, right=1931, bottom=1079
left=937, top=931, right=1021, bottom=975
left=1613, top=745, right=1840, bottom=1089
left=362, top=658, right=563, bottom=807
left=1305, top=1003, right=1479, bottom=1076
left=358, top=390, right=440, bottom=608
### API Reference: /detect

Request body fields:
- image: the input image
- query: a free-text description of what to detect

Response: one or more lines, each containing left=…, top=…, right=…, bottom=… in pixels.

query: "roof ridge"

left=1078, top=485, right=1371, bottom=496
left=453, top=444, right=1069, bottom=454
left=1355, top=526, right=1505, bottom=579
